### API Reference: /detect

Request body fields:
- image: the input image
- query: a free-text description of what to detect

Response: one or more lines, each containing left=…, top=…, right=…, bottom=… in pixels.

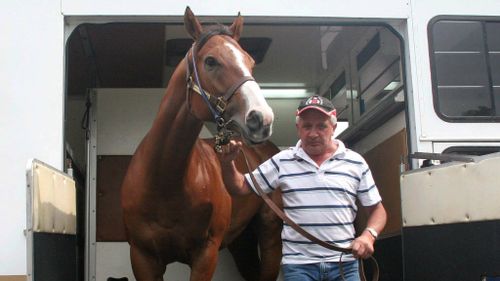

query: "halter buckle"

left=214, top=98, right=227, bottom=114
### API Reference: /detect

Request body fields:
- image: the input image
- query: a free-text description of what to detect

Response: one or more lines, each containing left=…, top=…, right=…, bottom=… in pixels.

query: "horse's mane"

left=196, top=24, right=233, bottom=51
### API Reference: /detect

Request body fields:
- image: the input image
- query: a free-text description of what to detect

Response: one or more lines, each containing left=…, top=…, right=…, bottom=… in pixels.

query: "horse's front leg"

left=130, top=245, right=166, bottom=281
left=189, top=238, right=223, bottom=281
left=256, top=191, right=283, bottom=281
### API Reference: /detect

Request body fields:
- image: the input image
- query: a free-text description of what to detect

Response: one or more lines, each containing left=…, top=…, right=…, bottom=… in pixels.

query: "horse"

left=121, top=7, right=282, bottom=281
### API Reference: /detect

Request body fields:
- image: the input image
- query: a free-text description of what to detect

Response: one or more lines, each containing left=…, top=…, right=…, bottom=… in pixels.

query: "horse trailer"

left=1, top=0, right=500, bottom=280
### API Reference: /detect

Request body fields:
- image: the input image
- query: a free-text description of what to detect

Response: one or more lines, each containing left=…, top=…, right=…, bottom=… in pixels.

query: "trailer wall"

left=0, top=1, right=64, bottom=278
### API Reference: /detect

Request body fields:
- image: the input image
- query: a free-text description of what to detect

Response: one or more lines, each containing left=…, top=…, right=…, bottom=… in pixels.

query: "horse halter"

left=185, top=40, right=255, bottom=152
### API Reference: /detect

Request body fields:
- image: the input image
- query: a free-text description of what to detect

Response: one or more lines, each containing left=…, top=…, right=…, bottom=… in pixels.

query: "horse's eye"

left=204, top=56, right=218, bottom=69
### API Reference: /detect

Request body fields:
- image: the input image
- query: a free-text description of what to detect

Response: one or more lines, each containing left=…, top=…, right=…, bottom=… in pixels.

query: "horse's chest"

left=184, top=154, right=227, bottom=200
left=139, top=145, right=232, bottom=257
left=155, top=175, right=230, bottom=231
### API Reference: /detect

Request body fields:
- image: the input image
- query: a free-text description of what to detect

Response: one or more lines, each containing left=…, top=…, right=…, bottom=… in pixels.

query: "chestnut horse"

left=121, top=7, right=282, bottom=281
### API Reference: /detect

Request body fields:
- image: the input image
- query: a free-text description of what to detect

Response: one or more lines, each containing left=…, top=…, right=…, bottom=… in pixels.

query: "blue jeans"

left=282, top=260, right=360, bottom=281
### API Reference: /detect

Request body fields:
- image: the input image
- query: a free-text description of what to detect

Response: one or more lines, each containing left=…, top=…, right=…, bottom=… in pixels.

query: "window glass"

left=487, top=23, right=500, bottom=87
left=438, top=87, right=491, bottom=116
left=430, top=18, right=500, bottom=120
left=486, top=23, right=500, bottom=113
left=495, top=88, right=500, bottom=115
left=433, top=21, right=483, bottom=52
left=330, top=72, right=346, bottom=99
left=357, top=33, right=380, bottom=70
left=490, top=53, right=500, bottom=85
left=486, top=23, right=500, bottom=50
left=434, top=53, right=488, bottom=86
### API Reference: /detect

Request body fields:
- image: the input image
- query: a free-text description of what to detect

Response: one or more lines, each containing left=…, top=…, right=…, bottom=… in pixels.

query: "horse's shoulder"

left=247, top=140, right=280, bottom=162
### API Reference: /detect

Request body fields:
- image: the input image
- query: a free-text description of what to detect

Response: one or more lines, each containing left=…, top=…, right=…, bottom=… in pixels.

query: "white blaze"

left=240, top=81, right=274, bottom=125
left=225, top=42, right=252, bottom=76
left=225, top=42, right=274, bottom=131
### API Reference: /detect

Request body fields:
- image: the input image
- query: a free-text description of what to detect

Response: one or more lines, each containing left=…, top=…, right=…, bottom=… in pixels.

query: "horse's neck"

left=146, top=61, right=204, bottom=175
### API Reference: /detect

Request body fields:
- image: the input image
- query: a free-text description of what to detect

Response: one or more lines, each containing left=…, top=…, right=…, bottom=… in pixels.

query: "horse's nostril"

left=263, top=126, right=270, bottom=136
left=246, top=110, right=263, bottom=131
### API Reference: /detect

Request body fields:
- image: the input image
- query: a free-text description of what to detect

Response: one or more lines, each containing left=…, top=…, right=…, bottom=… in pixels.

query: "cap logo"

left=306, top=96, right=323, bottom=106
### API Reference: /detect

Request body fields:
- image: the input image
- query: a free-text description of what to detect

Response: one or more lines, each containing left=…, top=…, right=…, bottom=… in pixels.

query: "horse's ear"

left=229, top=12, right=243, bottom=41
left=184, top=6, right=203, bottom=40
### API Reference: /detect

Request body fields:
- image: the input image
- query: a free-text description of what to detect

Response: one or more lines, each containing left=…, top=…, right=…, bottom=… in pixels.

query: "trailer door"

left=400, top=152, right=500, bottom=281
left=26, top=159, right=78, bottom=281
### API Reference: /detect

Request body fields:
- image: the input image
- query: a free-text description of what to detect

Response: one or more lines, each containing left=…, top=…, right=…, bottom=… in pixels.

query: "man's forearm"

left=220, top=160, right=252, bottom=196
left=364, top=202, right=387, bottom=238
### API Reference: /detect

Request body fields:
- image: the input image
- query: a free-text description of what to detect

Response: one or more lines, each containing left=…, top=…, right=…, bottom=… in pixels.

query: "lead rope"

left=239, top=150, right=379, bottom=281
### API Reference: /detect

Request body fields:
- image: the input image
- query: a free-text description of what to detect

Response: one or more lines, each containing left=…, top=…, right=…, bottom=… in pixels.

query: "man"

left=218, top=95, right=387, bottom=281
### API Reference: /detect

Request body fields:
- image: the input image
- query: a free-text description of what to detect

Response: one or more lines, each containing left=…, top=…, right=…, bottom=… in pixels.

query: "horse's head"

left=184, top=7, right=274, bottom=144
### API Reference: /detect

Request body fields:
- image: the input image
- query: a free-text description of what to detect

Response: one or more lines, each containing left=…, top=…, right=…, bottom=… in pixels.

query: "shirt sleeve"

left=357, top=163, right=382, bottom=206
left=244, top=155, right=280, bottom=195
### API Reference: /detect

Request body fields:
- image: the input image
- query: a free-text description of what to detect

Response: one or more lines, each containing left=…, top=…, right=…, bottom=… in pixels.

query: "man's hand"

left=215, top=140, right=252, bottom=196
left=352, top=202, right=386, bottom=259
left=217, top=140, right=243, bottom=164
left=351, top=232, right=375, bottom=259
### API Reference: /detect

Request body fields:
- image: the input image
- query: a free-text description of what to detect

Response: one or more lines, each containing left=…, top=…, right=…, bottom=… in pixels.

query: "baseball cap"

left=296, top=95, right=337, bottom=119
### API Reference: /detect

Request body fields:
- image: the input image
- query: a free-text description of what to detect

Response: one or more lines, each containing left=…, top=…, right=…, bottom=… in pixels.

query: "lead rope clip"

left=214, top=117, right=233, bottom=153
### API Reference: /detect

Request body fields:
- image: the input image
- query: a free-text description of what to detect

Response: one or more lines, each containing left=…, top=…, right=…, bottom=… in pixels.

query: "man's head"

left=295, top=96, right=337, bottom=157
left=295, top=95, right=337, bottom=125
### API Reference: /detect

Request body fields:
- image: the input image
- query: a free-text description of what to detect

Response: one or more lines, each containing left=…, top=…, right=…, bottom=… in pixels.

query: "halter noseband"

left=185, top=36, right=255, bottom=151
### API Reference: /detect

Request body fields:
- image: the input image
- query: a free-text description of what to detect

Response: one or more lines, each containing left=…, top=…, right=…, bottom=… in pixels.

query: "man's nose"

left=309, top=129, right=319, bottom=136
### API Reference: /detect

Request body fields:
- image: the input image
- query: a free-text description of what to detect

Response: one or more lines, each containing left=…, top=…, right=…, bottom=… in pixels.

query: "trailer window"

left=429, top=18, right=500, bottom=121
left=443, top=146, right=500, bottom=156
left=357, top=31, right=402, bottom=116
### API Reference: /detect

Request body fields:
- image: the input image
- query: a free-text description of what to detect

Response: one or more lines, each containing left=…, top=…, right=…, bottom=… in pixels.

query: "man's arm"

left=351, top=202, right=387, bottom=259
left=218, top=140, right=253, bottom=196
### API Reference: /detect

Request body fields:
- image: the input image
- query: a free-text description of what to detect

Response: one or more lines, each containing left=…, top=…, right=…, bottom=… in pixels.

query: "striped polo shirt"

left=244, top=139, right=382, bottom=264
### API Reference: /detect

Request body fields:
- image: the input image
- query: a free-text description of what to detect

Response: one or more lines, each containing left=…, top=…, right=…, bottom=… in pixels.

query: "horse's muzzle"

left=242, top=107, right=272, bottom=142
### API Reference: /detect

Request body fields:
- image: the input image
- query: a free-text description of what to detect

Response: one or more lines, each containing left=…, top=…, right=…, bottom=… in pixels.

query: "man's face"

left=296, top=109, right=336, bottom=157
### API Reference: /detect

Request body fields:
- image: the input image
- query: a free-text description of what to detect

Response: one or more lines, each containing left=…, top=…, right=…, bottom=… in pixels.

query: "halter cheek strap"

left=223, top=75, right=255, bottom=101
left=185, top=46, right=255, bottom=120
left=185, top=42, right=256, bottom=153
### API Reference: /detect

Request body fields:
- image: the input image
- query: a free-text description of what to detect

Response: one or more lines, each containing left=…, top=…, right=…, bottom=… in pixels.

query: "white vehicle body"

left=1, top=1, right=500, bottom=280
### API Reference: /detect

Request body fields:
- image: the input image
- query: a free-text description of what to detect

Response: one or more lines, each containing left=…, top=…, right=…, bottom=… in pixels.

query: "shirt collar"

left=293, top=137, right=347, bottom=160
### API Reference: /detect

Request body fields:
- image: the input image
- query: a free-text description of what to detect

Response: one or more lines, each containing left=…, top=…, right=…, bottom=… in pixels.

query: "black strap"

left=185, top=48, right=254, bottom=115
left=223, top=76, right=255, bottom=101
